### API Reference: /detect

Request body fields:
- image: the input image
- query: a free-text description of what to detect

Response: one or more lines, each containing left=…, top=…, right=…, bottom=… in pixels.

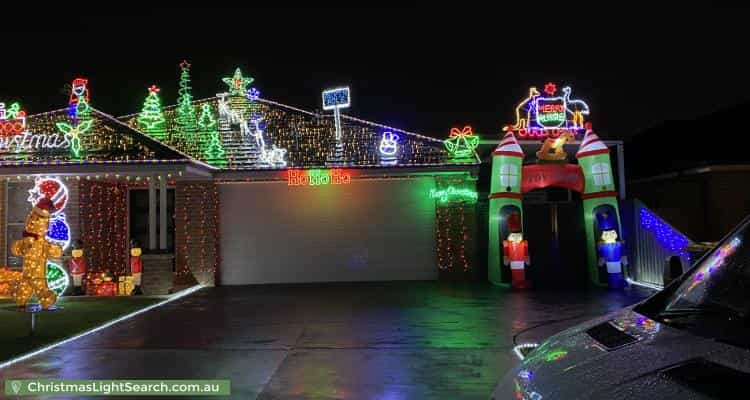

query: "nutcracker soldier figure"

left=69, top=240, right=86, bottom=295
left=596, top=212, right=628, bottom=289
left=130, top=239, right=143, bottom=295
left=503, top=212, right=532, bottom=289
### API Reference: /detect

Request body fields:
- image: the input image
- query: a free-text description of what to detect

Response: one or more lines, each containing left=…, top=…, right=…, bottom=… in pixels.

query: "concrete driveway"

left=1, top=282, right=652, bottom=399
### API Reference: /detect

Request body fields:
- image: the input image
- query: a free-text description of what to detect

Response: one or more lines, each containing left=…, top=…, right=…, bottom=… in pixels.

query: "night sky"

left=3, top=8, right=749, bottom=140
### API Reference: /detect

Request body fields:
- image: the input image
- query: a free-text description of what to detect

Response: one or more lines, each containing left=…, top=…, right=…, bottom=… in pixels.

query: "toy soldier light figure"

left=596, top=212, right=628, bottom=289
left=69, top=240, right=87, bottom=295
left=503, top=212, right=532, bottom=289
left=130, top=239, right=143, bottom=295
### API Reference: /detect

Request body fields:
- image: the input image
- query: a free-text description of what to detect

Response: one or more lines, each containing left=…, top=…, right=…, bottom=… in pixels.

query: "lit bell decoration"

left=444, top=126, right=479, bottom=159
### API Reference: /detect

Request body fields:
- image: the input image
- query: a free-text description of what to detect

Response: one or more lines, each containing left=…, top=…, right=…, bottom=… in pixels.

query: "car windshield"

left=638, top=220, right=750, bottom=348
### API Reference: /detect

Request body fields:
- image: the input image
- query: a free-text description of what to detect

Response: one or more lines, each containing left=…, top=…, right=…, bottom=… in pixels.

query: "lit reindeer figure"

left=259, top=145, right=287, bottom=167
left=248, top=116, right=287, bottom=167
left=216, top=92, right=246, bottom=133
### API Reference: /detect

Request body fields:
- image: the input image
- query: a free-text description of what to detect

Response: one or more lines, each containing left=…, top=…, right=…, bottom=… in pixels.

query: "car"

left=491, top=216, right=750, bottom=400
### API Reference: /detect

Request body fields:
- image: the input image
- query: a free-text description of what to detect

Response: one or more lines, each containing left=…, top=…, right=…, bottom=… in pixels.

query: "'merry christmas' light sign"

left=430, top=186, right=478, bottom=203
left=504, top=83, right=590, bottom=139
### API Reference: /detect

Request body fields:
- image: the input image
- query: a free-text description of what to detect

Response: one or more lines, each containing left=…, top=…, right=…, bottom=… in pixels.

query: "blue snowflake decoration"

left=247, top=87, right=261, bottom=102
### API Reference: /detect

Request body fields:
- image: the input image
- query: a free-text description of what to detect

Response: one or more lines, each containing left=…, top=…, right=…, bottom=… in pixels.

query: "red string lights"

left=434, top=176, right=476, bottom=279
left=80, top=181, right=128, bottom=276
left=175, top=182, right=220, bottom=284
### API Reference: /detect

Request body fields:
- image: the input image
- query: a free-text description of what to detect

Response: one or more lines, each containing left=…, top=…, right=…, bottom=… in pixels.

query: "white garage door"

left=219, top=178, right=437, bottom=284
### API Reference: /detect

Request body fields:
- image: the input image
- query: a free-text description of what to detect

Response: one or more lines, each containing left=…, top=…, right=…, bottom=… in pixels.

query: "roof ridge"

left=119, top=96, right=444, bottom=144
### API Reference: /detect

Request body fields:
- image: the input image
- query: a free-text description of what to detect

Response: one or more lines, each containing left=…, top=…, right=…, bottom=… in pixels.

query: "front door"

left=523, top=189, right=587, bottom=287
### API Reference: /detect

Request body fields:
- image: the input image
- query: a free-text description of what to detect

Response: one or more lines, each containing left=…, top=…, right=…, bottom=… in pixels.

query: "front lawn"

left=0, top=296, right=161, bottom=362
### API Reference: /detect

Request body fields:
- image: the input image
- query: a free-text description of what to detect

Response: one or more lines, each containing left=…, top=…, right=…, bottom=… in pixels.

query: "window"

left=499, top=164, right=519, bottom=188
left=592, top=163, right=611, bottom=186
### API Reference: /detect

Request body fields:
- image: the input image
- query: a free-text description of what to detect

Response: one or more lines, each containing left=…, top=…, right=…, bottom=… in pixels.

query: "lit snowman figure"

left=379, top=131, right=399, bottom=165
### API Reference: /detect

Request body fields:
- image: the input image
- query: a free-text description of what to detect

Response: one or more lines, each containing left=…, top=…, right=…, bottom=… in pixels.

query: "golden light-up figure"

left=10, top=198, right=63, bottom=309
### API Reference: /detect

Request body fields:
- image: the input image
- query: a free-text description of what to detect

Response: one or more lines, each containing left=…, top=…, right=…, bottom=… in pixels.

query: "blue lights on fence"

left=639, top=208, right=689, bottom=257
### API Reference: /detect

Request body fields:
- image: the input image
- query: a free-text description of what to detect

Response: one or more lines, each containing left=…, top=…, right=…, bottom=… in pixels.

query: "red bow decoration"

left=449, top=126, right=473, bottom=138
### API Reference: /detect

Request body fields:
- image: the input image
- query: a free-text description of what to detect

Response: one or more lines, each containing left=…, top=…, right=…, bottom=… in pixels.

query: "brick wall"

left=175, top=181, right=219, bottom=286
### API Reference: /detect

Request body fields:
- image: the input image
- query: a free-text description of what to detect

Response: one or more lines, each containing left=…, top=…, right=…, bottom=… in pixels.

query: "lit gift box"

left=117, top=275, right=134, bottom=296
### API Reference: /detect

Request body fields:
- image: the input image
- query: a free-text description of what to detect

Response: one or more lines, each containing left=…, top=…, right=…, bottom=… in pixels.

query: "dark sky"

left=2, top=7, right=749, bottom=140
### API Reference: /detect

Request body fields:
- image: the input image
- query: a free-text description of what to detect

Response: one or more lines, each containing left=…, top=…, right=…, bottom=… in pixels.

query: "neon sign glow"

left=504, top=83, right=590, bottom=139
left=429, top=186, right=478, bottom=203
left=0, top=102, right=27, bottom=136
left=444, top=126, right=479, bottom=159
left=287, top=169, right=352, bottom=186
left=379, top=131, right=399, bottom=157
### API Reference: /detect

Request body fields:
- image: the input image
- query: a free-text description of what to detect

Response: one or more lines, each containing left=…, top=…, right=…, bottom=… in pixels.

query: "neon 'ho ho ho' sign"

left=504, top=82, right=591, bottom=140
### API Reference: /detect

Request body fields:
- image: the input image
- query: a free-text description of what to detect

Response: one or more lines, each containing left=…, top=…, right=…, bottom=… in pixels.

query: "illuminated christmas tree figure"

left=174, top=60, right=198, bottom=147
left=137, top=85, right=167, bottom=140
left=199, top=103, right=226, bottom=166
left=198, top=102, right=217, bottom=132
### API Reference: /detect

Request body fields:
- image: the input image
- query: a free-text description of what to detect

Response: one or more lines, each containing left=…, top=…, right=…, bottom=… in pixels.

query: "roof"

left=120, top=96, right=479, bottom=170
left=0, top=107, right=191, bottom=168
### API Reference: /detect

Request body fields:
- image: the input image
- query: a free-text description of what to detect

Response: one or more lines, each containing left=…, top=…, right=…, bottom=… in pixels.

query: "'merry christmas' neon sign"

left=505, top=83, right=590, bottom=139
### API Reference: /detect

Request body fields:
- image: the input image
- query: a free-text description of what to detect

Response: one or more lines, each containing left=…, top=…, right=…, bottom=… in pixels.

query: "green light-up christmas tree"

left=199, top=103, right=226, bottom=167
left=174, top=60, right=198, bottom=148
left=198, top=102, right=217, bottom=132
left=138, top=85, right=167, bottom=140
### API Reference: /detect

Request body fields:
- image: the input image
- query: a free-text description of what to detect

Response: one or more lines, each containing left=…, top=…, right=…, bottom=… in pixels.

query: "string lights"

left=176, top=183, right=219, bottom=283
left=81, top=180, right=128, bottom=276
left=127, top=95, right=470, bottom=169
left=434, top=176, right=475, bottom=275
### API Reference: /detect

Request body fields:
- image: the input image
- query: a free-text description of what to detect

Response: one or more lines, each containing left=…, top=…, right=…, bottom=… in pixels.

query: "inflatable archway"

left=488, top=83, right=624, bottom=288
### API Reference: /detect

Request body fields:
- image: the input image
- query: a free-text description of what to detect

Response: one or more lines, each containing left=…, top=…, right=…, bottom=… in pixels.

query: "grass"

left=0, top=296, right=161, bottom=362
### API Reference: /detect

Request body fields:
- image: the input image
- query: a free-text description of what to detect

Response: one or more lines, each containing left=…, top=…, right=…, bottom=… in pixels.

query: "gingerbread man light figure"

left=11, top=198, right=63, bottom=309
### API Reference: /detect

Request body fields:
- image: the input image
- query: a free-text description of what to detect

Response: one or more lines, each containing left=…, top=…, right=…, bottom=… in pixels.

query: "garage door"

left=219, top=178, right=437, bottom=284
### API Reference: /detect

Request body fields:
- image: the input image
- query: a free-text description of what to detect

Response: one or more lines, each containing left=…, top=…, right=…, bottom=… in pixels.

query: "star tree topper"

left=223, top=68, right=254, bottom=96
left=148, top=85, right=160, bottom=94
